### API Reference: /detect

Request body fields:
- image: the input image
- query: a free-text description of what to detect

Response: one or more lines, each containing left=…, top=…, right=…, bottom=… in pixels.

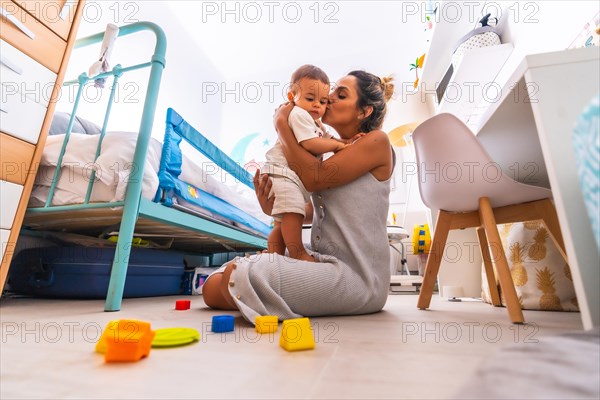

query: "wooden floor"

left=0, top=294, right=584, bottom=399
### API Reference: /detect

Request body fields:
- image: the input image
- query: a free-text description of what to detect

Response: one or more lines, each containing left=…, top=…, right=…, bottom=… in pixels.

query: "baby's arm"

left=300, top=137, right=346, bottom=156
left=316, top=120, right=365, bottom=146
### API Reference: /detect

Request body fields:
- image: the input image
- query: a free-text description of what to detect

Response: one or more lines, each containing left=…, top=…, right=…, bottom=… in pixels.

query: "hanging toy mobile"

left=88, top=23, right=119, bottom=88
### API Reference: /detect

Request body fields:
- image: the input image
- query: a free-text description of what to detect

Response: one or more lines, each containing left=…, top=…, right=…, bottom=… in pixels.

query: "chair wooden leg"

left=535, top=199, right=567, bottom=260
left=477, top=226, right=501, bottom=306
left=479, top=197, right=525, bottom=324
left=417, top=210, right=453, bottom=310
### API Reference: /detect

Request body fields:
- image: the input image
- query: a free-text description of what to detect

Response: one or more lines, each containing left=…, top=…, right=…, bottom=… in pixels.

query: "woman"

left=203, top=71, right=395, bottom=322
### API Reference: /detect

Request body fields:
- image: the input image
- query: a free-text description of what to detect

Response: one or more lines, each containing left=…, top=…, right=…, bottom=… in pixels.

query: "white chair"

left=413, top=113, right=567, bottom=323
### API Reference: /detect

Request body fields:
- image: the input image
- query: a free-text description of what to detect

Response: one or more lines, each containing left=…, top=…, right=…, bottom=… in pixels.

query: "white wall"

left=384, top=87, right=435, bottom=230
left=58, top=1, right=598, bottom=154
left=210, top=1, right=429, bottom=165
left=60, top=1, right=428, bottom=163
left=58, top=1, right=226, bottom=143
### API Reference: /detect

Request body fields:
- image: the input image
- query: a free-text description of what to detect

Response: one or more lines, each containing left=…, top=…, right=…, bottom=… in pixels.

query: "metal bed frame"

left=23, top=22, right=268, bottom=311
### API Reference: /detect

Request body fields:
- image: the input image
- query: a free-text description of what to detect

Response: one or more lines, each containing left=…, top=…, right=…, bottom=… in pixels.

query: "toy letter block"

left=95, top=320, right=155, bottom=362
left=255, top=315, right=278, bottom=334
left=279, top=318, right=315, bottom=351
left=212, top=315, right=235, bottom=333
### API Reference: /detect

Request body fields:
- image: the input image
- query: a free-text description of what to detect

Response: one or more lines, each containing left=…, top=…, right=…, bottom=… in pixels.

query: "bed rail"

left=155, top=108, right=271, bottom=237
left=35, top=22, right=167, bottom=311
left=44, top=22, right=166, bottom=210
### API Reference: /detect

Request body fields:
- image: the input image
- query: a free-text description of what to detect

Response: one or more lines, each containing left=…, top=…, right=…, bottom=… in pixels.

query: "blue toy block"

left=212, top=315, right=235, bottom=333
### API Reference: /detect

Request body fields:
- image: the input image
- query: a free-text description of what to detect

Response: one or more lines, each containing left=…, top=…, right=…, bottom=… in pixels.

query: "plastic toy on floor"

left=212, top=315, right=235, bottom=333
left=279, top=318, right=315, bottom=352
left=175, top=300, right=191, bottom=310
left=152, top=328, right=200, bottom=348
left=255, top=316, right=279, bottom=333
left=95, top=319, right=155, bottom=362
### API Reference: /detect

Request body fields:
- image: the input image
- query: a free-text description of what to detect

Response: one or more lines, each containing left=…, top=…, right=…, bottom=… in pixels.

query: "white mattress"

left=31, top=132, right=272, bottom=227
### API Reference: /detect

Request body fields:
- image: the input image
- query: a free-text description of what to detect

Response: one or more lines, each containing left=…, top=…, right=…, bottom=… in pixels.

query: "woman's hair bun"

left=380, top=76, right=394, bottom=103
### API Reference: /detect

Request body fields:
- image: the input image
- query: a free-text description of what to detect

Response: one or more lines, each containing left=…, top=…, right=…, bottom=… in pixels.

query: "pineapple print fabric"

left=536, top=267, right=563, bottom=311
left=482, top=221, right=579, bottom=311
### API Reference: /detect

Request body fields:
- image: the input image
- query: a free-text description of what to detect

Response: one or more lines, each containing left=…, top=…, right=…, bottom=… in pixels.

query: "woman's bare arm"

left=253, top=171, right=274, bottom=216
left=304, top=202, right=313, bottom=224
left=275, top=104, right=392, bottom=192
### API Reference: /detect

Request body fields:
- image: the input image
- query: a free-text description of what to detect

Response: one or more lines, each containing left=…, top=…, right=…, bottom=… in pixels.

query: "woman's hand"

left=253, top=169, right=274, bottom=216
left=273, top=102, right=295, bottom=133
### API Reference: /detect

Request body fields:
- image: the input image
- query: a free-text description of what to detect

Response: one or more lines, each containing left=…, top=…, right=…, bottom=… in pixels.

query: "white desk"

left=475, top=46, right=600, bottom=329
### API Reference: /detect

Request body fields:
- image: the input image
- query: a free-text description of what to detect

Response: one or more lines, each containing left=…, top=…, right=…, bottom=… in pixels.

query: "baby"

left=264, top=64, right=352, bottom=262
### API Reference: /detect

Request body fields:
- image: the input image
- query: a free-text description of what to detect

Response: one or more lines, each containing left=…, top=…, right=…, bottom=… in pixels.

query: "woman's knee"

left=202, top=273, right=223, bottom=309
left=220, top=263, right=238, bottom=309
left=203, top=263, right=239, bottom=310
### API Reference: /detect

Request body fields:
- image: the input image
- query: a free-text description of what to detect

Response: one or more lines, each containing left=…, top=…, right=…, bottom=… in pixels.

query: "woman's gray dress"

left=208, top=171, right=391, bottom=323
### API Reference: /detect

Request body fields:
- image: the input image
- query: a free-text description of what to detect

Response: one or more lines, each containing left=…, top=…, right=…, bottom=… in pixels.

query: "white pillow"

left=41, top=134, right=100, bottom=173
left=41, top=132, right=268, bottom=223
left=31, top=166, right=116, bottom=206
left=31, top=164, right=159, bottom=206
left=95, top=132, right=162, bottom=199
left=42, top=131, right=162, bottom=196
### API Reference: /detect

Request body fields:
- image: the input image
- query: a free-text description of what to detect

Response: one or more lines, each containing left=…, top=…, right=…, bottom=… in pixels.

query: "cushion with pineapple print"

left=481, top=221, right=579, bottom=311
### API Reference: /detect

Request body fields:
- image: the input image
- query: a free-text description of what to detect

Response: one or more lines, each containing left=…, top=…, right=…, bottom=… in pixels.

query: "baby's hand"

left=347, top=133, right=366, bottom=144
left=334, top=142, right=348, bottom=152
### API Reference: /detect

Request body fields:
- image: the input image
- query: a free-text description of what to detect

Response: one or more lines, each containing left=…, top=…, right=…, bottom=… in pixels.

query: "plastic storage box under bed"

left=8, top=247, right=185, bottom=299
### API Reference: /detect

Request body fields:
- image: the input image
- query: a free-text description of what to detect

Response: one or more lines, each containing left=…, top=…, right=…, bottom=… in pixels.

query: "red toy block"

left=175, top=300, right=191, bottom=310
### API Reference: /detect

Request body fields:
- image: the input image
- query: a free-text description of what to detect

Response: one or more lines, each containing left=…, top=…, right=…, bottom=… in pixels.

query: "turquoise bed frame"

left=23, top=22, right=268, bottom=311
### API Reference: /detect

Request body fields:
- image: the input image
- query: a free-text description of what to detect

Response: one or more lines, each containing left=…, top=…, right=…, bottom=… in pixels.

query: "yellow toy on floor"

left=255, top=315, right=279, bottom=334
left=279, top=318, right=315, bottom=352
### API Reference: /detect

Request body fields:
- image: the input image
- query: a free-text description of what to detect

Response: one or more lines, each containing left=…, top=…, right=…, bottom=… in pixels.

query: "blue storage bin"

left=8, top=247, right=185, bottom=299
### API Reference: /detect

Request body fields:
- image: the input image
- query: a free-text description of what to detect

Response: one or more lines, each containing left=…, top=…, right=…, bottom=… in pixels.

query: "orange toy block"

left=95, top=320, right=155, bottom=362
left=95, top=320, right=122, bottom=354
left=255, top=315, right=279, bottom=334
left=279, top=318, right=315, bottom=352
